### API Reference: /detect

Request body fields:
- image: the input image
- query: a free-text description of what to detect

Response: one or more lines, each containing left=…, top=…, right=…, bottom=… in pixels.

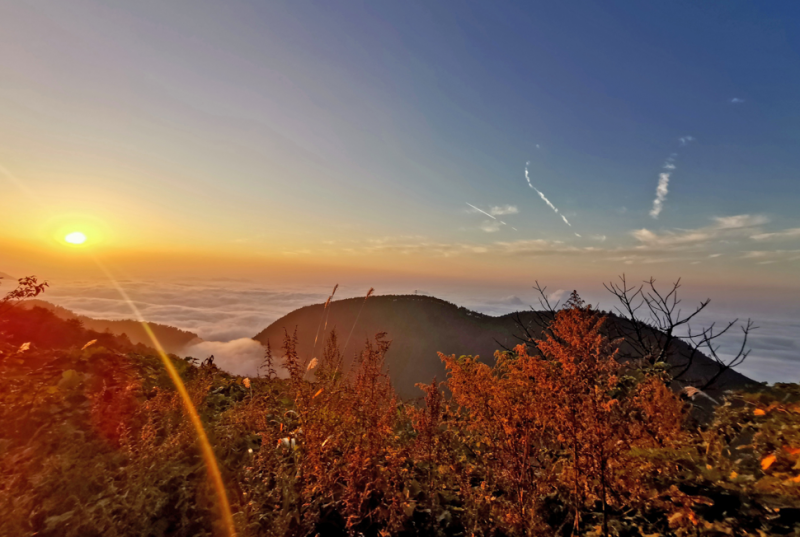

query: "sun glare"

left=65, top=231, right=87, bottom=245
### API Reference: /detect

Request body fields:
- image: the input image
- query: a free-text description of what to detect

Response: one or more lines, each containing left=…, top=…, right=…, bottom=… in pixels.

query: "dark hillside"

left=0, top=304, right=153, bottom=355
left=254, top=294, right=754, bottom=398
left=19, top=299, right=201, bottom=354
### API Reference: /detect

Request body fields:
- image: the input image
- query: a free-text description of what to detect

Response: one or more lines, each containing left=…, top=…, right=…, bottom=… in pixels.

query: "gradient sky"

left=2, top=1, right=800, bottom=298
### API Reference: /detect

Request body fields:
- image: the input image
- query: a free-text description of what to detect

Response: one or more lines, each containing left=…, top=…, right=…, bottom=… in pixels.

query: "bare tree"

left=494, top=281, right=559, bottom=352
left=685, top=318, right=755, bottom=391
left=602, top=275, right=754, bottom=389
left=503, top=275, right=754, bottom=391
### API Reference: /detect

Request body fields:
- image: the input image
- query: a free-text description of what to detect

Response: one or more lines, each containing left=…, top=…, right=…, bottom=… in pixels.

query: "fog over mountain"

left=20, top=279, right=800, bottom=385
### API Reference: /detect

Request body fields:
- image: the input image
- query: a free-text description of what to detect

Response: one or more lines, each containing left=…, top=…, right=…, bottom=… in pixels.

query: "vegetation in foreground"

left=1, top=278, right=799, bottom=536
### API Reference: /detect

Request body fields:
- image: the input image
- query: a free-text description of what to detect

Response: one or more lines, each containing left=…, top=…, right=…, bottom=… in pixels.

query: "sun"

left=65, top=231, right=87, bottom=245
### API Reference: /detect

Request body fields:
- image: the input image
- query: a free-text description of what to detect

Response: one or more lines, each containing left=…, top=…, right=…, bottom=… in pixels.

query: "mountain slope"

left=254, top=294, right=754, bottom=399
left=19, top=299, right=201, bottom=354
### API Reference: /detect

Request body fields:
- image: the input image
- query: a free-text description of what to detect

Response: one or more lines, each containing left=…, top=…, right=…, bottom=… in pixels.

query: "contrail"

left=649, top=144, right=689, bottom=219
left=466, top=202, right=497, bottom=220
left=650, top=172, right=670, bottom=218
left=525, top=162, right=572, bottom=226
left=466, top=202, right=517, bottom=231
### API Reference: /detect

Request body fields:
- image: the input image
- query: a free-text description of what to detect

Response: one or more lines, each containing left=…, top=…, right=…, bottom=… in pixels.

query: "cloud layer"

left=32, top=272, right=800, bottom=384
left=183, top=338, right=277, bottom=377
left=44, top=280, right=330, bottom=341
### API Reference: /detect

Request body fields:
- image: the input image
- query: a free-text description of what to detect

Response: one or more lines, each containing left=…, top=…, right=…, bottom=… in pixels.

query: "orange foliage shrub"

left=235, top=331, right=409, bottom=535
left=441, top=291, right=686, bottom=534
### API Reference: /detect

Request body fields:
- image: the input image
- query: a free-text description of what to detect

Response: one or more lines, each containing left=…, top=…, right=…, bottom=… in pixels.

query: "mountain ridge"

left=19, top=299, right=201, bottom=354
left=254, top=293, right=755, bottom=399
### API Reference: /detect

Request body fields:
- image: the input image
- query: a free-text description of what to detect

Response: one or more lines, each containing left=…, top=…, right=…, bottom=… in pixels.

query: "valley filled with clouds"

left=38, top=278, right=800, bottom=385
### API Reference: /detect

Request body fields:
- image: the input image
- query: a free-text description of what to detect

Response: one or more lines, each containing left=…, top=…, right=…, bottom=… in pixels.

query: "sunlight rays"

left=91, top=255, right=237, bottom=537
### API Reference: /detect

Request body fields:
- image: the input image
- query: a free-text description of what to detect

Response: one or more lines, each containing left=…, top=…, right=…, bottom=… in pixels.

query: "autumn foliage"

left=1, top=280, right=799, bottom=536
left=440, top=292, right=686, bottom=534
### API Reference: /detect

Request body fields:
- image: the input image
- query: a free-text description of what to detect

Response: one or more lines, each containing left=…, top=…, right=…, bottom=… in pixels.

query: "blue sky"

left=1, top=0, right=799, bottom=293
left=271, top=0, right=800, bottom=228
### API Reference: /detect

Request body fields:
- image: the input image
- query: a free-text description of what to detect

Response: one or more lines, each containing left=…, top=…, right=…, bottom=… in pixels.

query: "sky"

left=1, top=1, right=800, bottom=379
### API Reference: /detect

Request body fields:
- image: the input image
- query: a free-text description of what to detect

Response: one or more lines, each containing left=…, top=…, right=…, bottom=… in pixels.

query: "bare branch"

left=604, top=274, right=754, bottom=390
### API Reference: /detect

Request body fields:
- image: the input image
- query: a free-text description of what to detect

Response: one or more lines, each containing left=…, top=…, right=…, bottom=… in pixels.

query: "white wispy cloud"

left=649, top=172, right=671, bottom=218
left=743, top=250, right=800, bottom=262
left=357, top=235, right=590, bottom=259
left=633, top=226, right=708, bottom=247
left=635, top=214, right=769, bottom=248
left=362, top=236, right=480, bottom=257
left=495, top=239, right=580, bottom=256
left=751, top=228, right=800, bottom=241
left=650, top=147, right=690, bottom=218
left=713, top=214, right=769, bottom=229
left=524, top=162, right=572, bottom=226
left=548, top=289, right=566, bottom=303
left=489, top=205, right=518, bottom=216
left=679, top=135, right=695, bottom=146
left=481, top=220, right=502, bottom=233
left=730, top=98, right=745, bottom=104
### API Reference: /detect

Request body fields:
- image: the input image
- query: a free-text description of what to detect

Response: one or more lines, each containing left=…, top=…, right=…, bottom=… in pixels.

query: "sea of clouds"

left=39, top=279, right=800, bottom=384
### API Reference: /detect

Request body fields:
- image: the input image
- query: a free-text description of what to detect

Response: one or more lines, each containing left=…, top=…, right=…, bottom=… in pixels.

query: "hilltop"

left=254, top=294, right=754, bottom=399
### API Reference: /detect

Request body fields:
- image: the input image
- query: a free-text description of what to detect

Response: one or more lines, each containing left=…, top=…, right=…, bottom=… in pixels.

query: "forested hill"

left=19, top=299, right=200, bottom=354
left=254, top=294, right=755, bottom=399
